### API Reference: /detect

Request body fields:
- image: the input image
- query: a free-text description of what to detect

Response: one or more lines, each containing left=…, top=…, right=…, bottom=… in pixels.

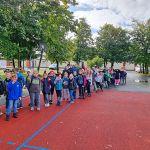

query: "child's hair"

left=56, top=73, right=62, bottom=77
left=11, top=74, right=17, bottom=79
left=43, top=72, right=47, bottom=76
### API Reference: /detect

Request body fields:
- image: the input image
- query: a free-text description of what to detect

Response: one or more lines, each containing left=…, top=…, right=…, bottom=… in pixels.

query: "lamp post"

left=37, top=42, right=46, bottom=72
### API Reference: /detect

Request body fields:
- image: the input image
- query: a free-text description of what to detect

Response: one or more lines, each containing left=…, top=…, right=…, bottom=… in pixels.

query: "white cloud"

left=74, top=0, right=150, bottom=32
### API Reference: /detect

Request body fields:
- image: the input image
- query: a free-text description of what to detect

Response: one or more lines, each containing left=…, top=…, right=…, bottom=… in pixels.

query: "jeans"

left=69, top=90, right=74, bottom=102
left=79, top=85, right=84, bottom=97
left=6, top=100, right=18, bottom=115
left=73, top=89, right=76, bottom=99
left=63, top=88, right=70, bottom=100
left=30, top=92, right=40, bottom=108
left=43, top=93, right=49, bottom=104
left=56, top=90, right=62, bottom=102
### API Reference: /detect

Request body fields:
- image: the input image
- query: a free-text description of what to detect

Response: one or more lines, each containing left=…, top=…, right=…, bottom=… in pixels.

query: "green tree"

left=74, top=18, right=94, bottom=64
left=41, top=1, right=77, bottom=73
left=96, top=24, right=130, bottom=67
left=87, top=56, right=103, bottom=68
left=130, top=20, right=150, bottom=74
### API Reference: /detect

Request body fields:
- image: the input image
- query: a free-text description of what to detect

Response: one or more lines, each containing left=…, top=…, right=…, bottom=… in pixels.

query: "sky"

left=69, top=0, right=150, bottom=38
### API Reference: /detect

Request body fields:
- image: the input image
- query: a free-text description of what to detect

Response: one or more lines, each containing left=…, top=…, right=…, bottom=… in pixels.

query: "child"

left=4, top=70, right=12, bottom=109
left=0, top=76, right=5, bottom=115
left=68, top=74, right=77, bottom=103
left=48, top=70, right=56, bottom=105
left=62, top=72, right=70, bottom=101
left=73, top=71, right=78, bottom=99
left=54, top=73, right=63, bottom=106
left=115, top=69, right=121, bottom=86
left=86, top=70, right=92, bottom=96
left=6, top=74, right=22, bottom=121
left=77, top=69, right=84, bottom=99
left=95, top=71, right=103, bottom=92
left=29, top=71, right=41, bottom=111
left=17, top=69, right=25, bottom=109
left=41, top=73, right=51, bottom=107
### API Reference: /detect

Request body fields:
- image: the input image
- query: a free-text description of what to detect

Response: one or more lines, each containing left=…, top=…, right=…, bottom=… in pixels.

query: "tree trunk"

left=18, top=50, right=22, bottom=68
left=37, top=48, right=44, bottom=73
left=12, top=59, right=15, bottom=68
left=142, top=63, right=145, bottom=74
left=145, top=63, right=149, bottom=74
left=56, top=60, right=59, bottom=73
left=111, top=62, right=114, bottom=68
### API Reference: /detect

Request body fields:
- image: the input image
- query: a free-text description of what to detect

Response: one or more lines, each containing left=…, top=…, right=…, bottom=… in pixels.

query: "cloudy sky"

left=69, top=0, right=150, bottom=37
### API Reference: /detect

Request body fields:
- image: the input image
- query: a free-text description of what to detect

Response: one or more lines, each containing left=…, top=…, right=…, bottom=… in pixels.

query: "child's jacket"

left=7, top=81, right=22, bottom=100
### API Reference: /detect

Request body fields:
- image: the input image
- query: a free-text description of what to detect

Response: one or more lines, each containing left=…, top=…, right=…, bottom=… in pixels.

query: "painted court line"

left=16, top=103, right=71, bottom=150
left=24, top=145, right=48, bottom=150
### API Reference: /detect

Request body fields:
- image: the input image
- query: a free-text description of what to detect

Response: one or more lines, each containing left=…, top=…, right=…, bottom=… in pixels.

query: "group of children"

left=0, top=65, right=127, bottom=121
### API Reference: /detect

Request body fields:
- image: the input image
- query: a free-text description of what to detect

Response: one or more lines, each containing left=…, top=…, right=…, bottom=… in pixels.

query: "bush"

left=87, top=56, right=103, bottom=68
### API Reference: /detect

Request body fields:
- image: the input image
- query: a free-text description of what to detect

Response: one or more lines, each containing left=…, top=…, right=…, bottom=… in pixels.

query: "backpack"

left=78, top=75, right=83, bottom=85
left=18, top=76, right=24, bottom=87
left=0, top=80, right=5, bottom=95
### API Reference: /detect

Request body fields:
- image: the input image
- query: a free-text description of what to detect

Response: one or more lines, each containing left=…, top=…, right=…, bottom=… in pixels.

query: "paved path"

left=116, top=71, right=150, bottom=93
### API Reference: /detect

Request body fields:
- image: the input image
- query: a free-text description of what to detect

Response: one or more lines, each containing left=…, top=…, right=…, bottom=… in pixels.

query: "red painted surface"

left=0, top=90, right=150, bottom=150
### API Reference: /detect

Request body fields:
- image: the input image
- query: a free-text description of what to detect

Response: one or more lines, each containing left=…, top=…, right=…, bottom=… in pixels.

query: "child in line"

left=29, top=71, right=41, bottom=111
left=6, top=74, right=22, bottom=121
left=77, top=69, right=84, bottom=99
left=86, top=70, right=92, bottom=96
left=48, top=70, right=56, bottom=105
left=54, top=73, right=63, bottom=106
left=68, top=74, right=77, bottom=103
left=62, top=72, right=70, bottom=101
left=0, top=76, right=5, bottom=115
left=4, top=70, right=12, bottom=110
left=41, top=73, right=51, bottom=107
left=95, top=71, right=103, bottom=92
left=73, top=71, right=78, bottom=99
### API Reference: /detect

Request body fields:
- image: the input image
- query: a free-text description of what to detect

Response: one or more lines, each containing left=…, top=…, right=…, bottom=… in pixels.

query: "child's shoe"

left=31, top=107, right=34, bottom=111
left=13, top=113, right=18, bottom=118
left=6, top=115, right=10, bottom=121
left=56, top=101, right=61, bottom=106
left=37, top=107, right=40, bottom=111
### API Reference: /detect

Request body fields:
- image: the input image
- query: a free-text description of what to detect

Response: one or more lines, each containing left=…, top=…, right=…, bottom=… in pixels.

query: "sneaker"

left=20, top=106, right=23, bottom=109
left=0, top=112, right=3, bottom=116
left=45, top=104, right=47, bottom=107
left=37, top=107, right=40, bottom=111
left=70, top=101, right=74, bottom=104
left=6, top=115, right=10, bottom=121
left=13, top=113, right=18, bottom=118
left=31, top=107, right=34, bottom=111
left=47, top=103, right=50, bottom=107
left=56, top=101, right=61, bottom=106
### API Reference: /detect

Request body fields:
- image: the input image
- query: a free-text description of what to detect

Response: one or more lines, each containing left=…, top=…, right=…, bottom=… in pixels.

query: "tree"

left=74, top=18, right=94, bottom=64
left=87, top=56, right=103, bottom=68
left=130, top=20, right=150, bottom=74
left=42, top=1, right=77, bottom=73
left=96, top=24, right=130, bottom=68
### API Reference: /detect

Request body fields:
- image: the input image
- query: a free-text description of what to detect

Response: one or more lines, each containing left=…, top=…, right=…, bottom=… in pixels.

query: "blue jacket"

left=7, top=81, right=22, bottom=100
left=62, top=77, right=69, bottom=89
left=55, top=78, right=63, bottom=91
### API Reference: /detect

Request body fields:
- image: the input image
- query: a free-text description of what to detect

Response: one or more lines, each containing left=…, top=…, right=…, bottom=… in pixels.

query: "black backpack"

left=0, top=80, right=5, bottom=95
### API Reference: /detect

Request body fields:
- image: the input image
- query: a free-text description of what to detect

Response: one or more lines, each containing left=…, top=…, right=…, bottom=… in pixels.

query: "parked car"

left=135, top=66, right=140, bottom=73
left=49, top=63, right=57, bottom=69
